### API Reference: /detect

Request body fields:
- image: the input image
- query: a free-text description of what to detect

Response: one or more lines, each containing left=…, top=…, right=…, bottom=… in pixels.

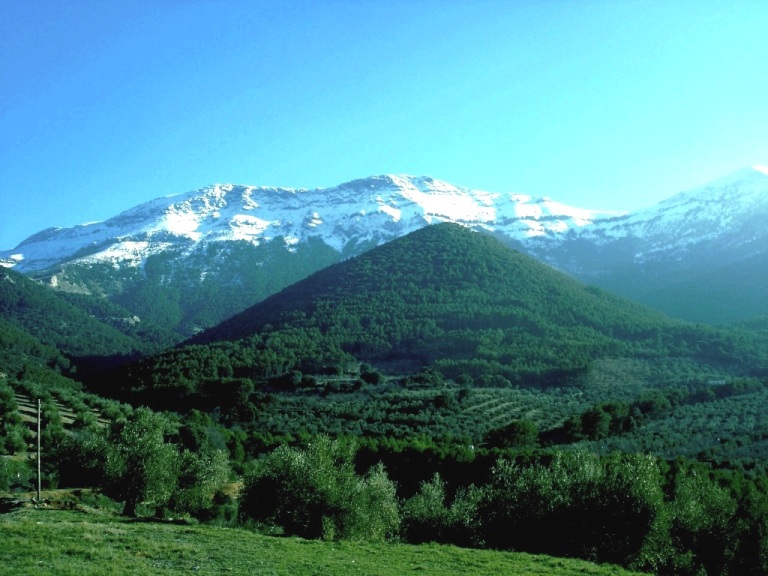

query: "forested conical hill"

left=170, top=223, right=761, bottom=387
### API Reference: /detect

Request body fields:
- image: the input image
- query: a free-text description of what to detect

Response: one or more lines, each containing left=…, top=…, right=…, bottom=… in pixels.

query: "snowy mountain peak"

left=1, top=175, right=611, bottom=273
left=573, top=166, right=768, bottom=264
left=3, top=168, right=767, bottom=276
left=4, top=167, right=768, bottom=327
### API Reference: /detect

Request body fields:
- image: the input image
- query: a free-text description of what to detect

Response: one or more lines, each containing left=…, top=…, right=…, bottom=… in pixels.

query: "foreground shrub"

left=239, top=435, right=399, bottom=541
left=102, top=408, right=181, bottom=517
left=662, top=467, right=738, bottom=575
left=479, top=451, right=665, bottom=566
left=0, top=457, right=33, bottom=492
left=168, top=448, right=231, bottom=518
left=0, top=383, right=28, bottom=455
left=401, top=473, right=482, bottom=547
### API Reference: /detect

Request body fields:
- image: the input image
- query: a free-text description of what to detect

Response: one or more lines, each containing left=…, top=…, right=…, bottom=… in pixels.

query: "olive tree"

left=239, top=435, right=399, bottom=541
left=401, top=473, right=482, bottom=547
left=169, top=448, right=231, bottom=518
left=479, top=451, right=666, bottom=565
left=102, top=408, right=180, bottom=517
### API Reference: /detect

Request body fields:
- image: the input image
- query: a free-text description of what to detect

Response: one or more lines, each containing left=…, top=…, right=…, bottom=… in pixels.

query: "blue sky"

left=2, top=0, right=767, bottom=249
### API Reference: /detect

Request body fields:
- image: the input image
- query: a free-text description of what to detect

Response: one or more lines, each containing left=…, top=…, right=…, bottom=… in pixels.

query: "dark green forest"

left=0, top=268, right=143, bottom=357
left=3, top=223, right=768, bottom=574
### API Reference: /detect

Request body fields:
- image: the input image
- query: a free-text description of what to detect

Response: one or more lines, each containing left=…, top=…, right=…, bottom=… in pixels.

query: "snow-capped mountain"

left=2, top=167, right=768, bottom=332
left=529, top=165, right=768, bottom=324
left=579, top=166, right=768, bottom=262
left=1, top=174, right=615, bottom=274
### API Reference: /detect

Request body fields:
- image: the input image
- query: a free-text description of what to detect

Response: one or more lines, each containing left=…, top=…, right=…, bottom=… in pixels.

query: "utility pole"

left=37, top=398, right=41, bottom=504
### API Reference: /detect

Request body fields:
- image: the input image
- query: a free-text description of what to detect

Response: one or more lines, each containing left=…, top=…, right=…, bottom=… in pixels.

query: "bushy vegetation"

left=239, top=436, right=399, bottom=541
left=11, top=381, right=764, bottom=576
left=401, top=473, right=482, bottom=547
left=240, top=439, right=768, bottom=574
left=55, top=407, right=232, bottom=519
left=0, top=457, right=33, bottom=493
left=100, top=408, right=183, bottom=516
left=0, top=381, right=29, bottom=454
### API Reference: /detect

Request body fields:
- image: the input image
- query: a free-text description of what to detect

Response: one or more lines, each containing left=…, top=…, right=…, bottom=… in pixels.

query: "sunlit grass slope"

left=0, top=507, right=644, bottom=576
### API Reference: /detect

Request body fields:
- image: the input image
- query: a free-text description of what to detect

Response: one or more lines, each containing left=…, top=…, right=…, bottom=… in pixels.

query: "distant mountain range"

left=528, top=166, right=768, bottom=323
left=2, top=166, right=767, bottom=335
left=0, top=174, right=616, bottom=273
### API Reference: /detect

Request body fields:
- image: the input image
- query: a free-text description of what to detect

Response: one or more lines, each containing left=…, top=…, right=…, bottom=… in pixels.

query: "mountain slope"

left=577, top=167, right=768, bottom=263
left=0, top=268, right=142, bottom=359
left=0, top=316, right=78, bottom=388
left=195, top=222, right=681, bottom=369
left=498, top=166, right=768, bottom=322
left=198, top=223, right=765, bottom=378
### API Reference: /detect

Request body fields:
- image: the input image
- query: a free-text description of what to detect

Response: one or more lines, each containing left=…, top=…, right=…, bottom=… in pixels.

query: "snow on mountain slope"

left=0, top=175, right=614, bottom=273
left=3, top=167, right=767, bottom=277
left=580, top=166, right=768, bottom=262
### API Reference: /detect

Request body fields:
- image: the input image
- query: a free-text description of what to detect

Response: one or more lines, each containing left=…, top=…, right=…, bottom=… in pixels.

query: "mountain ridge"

left=3, top=166, right=768, bottom=330
left=1, top=174, right=616, bottom=273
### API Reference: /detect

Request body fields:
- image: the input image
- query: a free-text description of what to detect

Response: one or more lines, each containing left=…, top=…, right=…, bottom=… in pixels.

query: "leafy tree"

left=51, top=431, right=105, bottom=488
left=102, top=408, right=180, bottom=517
left=0, top=382, right=28, bottom=454
left=401, top=473, right=482, bottom=547
left=0, top=457, right=33, bottom=493
left=177, top=409, right=212, bottom=452
left=239, top=435, right=399, bottom=541
left=360, top=363, right=385, bottom=385
left=729, top=486, right=768, bottom=576
left=484, top=419, right=539, bottom=449
left=168, top=448, right=231, bottom=518
left=580, top=406, right=612, bottom=440
left=664, top=467, right=738, bottom=575
left=479, top=451, right=665, bottom=565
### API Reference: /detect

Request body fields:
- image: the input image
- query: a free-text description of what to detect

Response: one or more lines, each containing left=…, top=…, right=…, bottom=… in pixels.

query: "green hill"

left=0, top=317, right=79, bottom=392
left=108, top=223, right=768, bottom=429
left=193, top=223, right=762, bottom=380
left=28, top=236, right=342, bottom=340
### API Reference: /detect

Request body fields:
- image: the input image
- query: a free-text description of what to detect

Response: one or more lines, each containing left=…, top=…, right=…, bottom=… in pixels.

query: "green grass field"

left=0, top=504, right=644, bottom=576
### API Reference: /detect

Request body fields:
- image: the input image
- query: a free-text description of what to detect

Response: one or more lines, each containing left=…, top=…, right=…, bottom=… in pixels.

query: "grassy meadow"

left=0, top=500, right=643, bottom=576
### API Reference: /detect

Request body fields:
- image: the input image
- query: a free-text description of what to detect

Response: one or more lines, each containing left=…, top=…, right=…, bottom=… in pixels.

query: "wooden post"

left=37, top=398, right=41, bottom=503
